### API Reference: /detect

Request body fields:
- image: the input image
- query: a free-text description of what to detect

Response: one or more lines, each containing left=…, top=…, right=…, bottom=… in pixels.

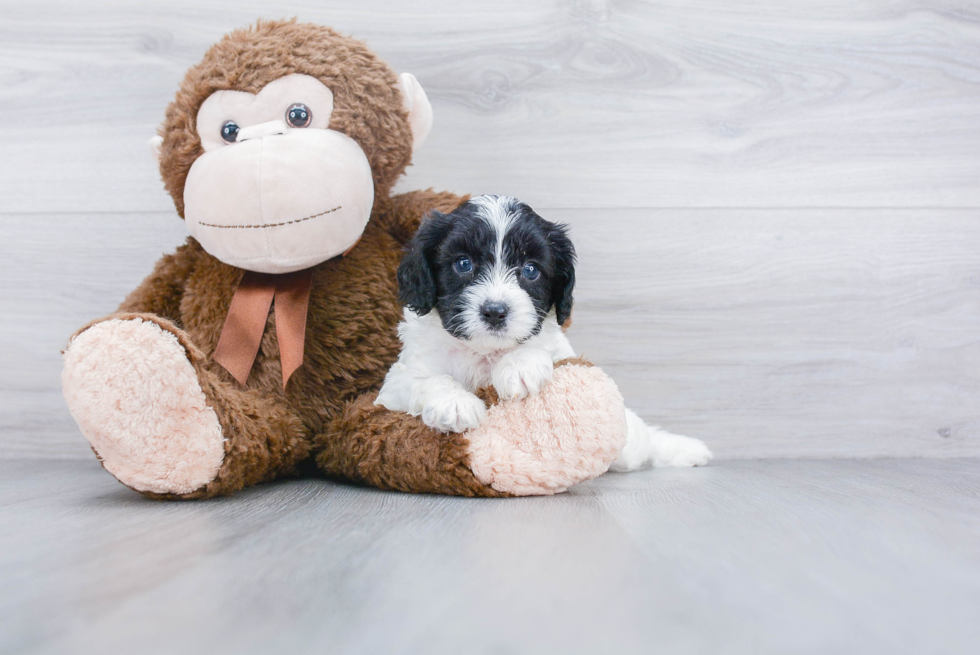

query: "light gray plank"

left=561, top=207, right=980, bottom=459
left=0, top=213, right=188, bottom=458
left=2, top=208, right=978, bottom=460
left=1, top=458, right=978, bottom=654
left=1, top=1, right=979, bottom=211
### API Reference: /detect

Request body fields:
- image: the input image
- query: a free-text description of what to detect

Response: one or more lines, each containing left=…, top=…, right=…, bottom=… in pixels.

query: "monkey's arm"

left=316, top=392, right=508, bottom=497
left=116, top=238, right=198, bottom=322
left=376, top=189, right=468, bottom=245
left=315, top=357, right=628, bottom=497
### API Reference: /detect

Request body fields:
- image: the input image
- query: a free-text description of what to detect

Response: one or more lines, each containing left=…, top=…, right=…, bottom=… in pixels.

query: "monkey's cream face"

left=183, top=74, right=374, bottom=274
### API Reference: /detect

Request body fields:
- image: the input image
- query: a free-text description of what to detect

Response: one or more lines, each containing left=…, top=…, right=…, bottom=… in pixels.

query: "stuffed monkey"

left=61, top=20, right=636, bottom=499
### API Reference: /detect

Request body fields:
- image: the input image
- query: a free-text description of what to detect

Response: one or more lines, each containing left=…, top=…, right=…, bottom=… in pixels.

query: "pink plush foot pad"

left=62, top=318, right=225, bottom=495
left=467, top=364, right=628, bottom=495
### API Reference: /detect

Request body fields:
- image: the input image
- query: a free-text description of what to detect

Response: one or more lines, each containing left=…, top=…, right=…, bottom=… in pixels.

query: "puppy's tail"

left=609, top=408, right=713, bottom=471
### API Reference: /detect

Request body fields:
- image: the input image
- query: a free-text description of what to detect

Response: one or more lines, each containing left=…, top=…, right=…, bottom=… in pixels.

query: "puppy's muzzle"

left=480, top=301, right=508, bottom=328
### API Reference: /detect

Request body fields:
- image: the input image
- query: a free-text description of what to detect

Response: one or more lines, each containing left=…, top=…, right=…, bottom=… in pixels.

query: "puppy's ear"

left=397, top=244, right=435, bottom=315
left=398, top=210, right=453, bottom=315
left=548, top=223, right=577, bottom=326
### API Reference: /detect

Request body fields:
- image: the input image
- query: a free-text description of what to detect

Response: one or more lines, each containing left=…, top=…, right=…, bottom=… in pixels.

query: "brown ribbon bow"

left=214, top=269, right=314, bottom=389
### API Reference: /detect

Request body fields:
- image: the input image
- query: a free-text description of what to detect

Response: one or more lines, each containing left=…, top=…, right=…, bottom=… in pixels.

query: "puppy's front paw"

left=421, top=389, right=486, bottom=433
left=491, top=348, right=554, bottom=400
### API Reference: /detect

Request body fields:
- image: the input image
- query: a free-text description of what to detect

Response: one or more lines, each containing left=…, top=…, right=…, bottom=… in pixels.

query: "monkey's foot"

left=62, top=318, right=225, bottom=495
left=467, top=360, right=628, bottom=495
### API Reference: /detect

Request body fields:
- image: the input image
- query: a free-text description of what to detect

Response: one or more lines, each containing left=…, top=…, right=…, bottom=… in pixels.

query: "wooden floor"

left=2, top=458, right=979, bottom=655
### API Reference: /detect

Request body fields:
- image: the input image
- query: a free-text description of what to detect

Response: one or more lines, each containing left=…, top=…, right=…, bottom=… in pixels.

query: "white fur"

left=610, top=409, right=713, bottom=470
left=378, top=194, right=712, bottom=469
left=416, top=375, right=487, bottom=433
left=376, top=308, right=712, bottom=469
left=491, top=345, right=555, bottom=400
left=469, top=194, right=513, bottom=261
left=375, top=309, right=574, bottom=428
left=453, top=195, right=541, bottom=352
left=457, top=264, right=540, bottom=352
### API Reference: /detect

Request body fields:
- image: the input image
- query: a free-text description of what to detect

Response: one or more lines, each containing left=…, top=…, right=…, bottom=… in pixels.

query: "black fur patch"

left=397, top=196, right=576, bottom=339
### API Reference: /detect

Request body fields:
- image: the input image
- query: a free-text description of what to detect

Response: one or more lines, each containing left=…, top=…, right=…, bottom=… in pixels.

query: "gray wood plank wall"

left=2, top=1, right=978, bottom=459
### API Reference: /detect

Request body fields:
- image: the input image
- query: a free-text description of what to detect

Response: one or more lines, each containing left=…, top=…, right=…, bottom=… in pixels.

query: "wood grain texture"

left=0, top=1, right=979, bottom=211
left=1, top=458, right=978, bottom=654
left=561, top=207, right=980, bottom=458
left=3, top=208, right=977, bottom=460
left=2, top=5, right=978, bottom=649
left=1, top=1, right=978, bottom=459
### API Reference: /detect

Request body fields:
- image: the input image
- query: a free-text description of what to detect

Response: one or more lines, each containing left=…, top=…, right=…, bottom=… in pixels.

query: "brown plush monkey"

left=61, top=20, right=630, bottom=499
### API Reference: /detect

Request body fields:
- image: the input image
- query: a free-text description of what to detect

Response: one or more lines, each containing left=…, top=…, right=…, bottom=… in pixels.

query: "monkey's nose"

left=236, top=120, right=287, bottom=142
left=480, top=301, right=508, bottom=328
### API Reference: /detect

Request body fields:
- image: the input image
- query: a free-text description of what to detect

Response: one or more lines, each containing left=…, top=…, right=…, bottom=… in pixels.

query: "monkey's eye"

left=221, top=121, right=240, bottom=143
left=286, top=103, right=312, bottom=128
left=453, top=257, right=473, bottom=274
left=521, top=263, right=540, bottom=281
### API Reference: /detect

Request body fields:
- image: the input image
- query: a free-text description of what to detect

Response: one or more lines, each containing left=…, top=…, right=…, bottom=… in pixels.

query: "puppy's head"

left=398, top=195, right=575, bottom=350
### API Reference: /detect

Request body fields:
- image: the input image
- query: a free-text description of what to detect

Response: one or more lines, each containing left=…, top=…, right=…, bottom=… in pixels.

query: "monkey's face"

left=183, top=74, right=374, bottom=274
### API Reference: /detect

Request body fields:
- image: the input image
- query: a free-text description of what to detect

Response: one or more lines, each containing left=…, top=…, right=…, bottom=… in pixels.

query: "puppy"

left=376, top=195, right=712, bottom=470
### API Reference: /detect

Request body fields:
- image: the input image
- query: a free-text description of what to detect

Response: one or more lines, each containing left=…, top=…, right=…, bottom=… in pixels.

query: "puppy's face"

left=398, top=195, right=575, bottom=350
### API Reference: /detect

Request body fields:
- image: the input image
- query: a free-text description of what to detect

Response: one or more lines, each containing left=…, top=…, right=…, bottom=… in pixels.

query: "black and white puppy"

left=376, top=195, right=712, bottom=470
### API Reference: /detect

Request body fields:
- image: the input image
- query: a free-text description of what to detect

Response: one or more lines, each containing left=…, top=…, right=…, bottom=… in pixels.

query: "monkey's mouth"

left=196, top=205, right=342, bottom=229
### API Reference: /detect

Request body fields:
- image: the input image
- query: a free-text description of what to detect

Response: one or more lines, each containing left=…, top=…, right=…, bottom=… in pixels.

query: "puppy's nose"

left=480, top=301, right=508, bottom=328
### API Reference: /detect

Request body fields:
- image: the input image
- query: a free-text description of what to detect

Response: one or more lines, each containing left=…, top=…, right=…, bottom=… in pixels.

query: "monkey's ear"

left=398, top=73, right=433, bottom=151
left=149, top=135, right=163, bottom=163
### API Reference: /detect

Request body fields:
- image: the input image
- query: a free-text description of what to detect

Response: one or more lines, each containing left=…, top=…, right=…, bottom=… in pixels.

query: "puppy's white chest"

left=444, top=343, right=496, bottom=391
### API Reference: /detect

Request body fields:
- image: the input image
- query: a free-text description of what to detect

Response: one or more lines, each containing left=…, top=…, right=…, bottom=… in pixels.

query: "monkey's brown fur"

left=159, top=19, right=414, bottom=217
left=71, top=21, right=609, bottom=500
left=73, top=20, right=501, bottom=499
left=317, top=358, right=595, bottom=496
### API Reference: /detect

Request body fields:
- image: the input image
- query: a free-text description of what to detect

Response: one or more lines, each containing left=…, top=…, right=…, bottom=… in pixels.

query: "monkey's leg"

left=62, top=313, right=307, bottom=499
left=315, top=358, right=628, bottom=496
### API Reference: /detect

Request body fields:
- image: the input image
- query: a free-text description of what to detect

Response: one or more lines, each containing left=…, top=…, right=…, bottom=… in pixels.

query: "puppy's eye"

left=221, top=121, right=240, bottom=143
left=286, top=103, right=312, bottom=128
left=453, top=257, right=473, bottom=274
left=521, top=263, right=540, bottom=281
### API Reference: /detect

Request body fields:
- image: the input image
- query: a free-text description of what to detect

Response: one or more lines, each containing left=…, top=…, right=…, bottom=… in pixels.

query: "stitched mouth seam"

left=197, top=205, right=342, bottom=229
